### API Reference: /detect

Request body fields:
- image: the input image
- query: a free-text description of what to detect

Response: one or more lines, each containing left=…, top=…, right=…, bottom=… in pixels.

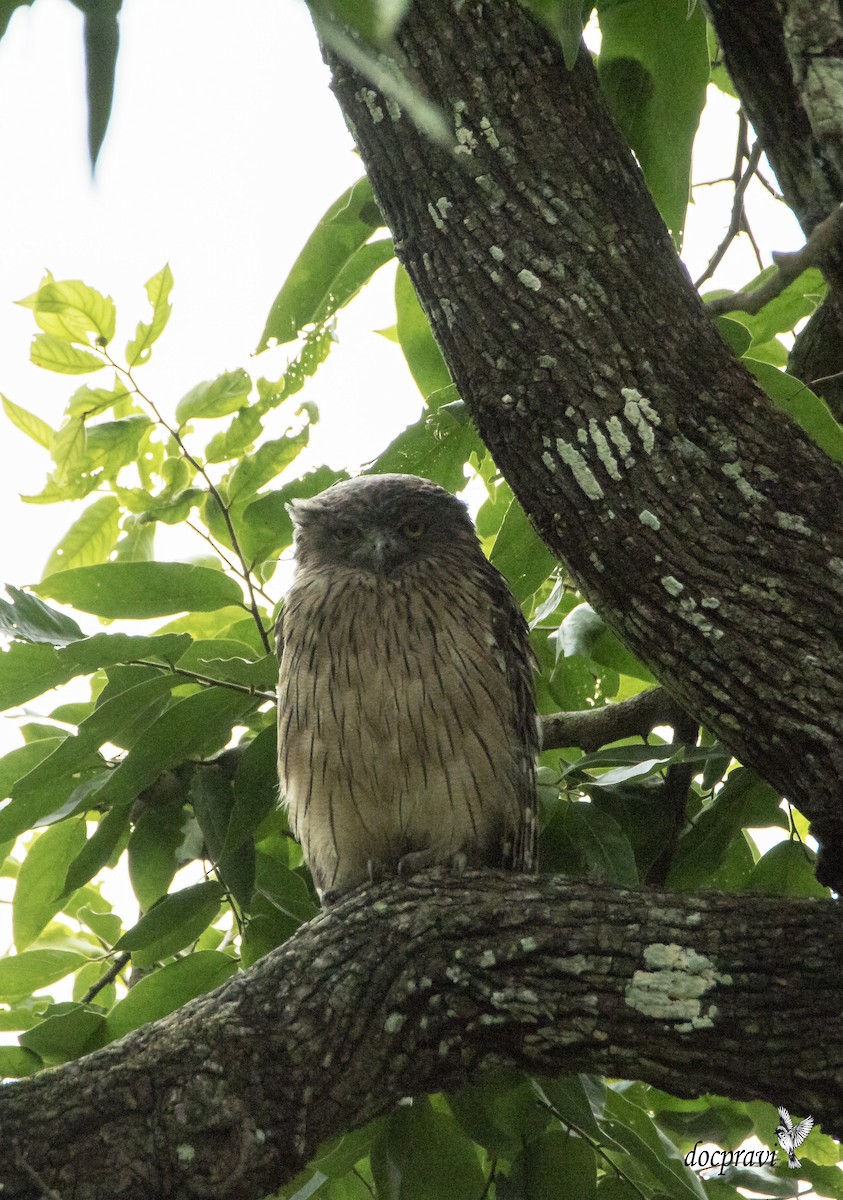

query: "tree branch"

left=540, top=687, right=689, bottom=752
left=0, top=873, right=839, bottom=1199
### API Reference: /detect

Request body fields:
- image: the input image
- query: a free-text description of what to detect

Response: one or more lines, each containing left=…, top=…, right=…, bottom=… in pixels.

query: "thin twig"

left=133, top=659, right=276, bottom=702
left=102, top=352, right=272, bottom=655
left=81, top=951, right=131, bottom=1004
left=706, top=201, right=843, bottom=317
left=695, top=131, right=763, bottom=288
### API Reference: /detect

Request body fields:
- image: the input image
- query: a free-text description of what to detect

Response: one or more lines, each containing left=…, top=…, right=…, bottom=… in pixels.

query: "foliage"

left=0, top=4, right=839, bottom=1199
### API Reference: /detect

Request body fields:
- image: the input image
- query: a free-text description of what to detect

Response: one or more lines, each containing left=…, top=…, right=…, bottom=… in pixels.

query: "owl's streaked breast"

left=277, top=558, right=532, bottom=897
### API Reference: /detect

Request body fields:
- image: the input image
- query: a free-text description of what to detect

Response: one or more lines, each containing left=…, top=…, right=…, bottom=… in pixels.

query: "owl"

left=276, top=473, right=537, bottom=901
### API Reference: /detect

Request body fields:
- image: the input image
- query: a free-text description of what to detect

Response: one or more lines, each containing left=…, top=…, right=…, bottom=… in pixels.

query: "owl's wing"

left=482, top=559, right=539, bottom=873
left=777, top=1107, right=792, bottom=1129
left=791, top=1117, right=814, bottom=1147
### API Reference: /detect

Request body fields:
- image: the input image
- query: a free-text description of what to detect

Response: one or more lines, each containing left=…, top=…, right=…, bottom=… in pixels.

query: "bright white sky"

left=0, top=0, right=803, bottom=745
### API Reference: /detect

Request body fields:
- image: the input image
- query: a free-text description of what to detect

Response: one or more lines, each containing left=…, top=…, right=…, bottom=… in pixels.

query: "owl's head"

left=287, top=474, right=478, bottom=575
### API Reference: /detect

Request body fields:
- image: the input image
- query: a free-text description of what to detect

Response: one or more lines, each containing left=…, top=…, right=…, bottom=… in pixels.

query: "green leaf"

left=450, top=1075, right=548, bottom=1157
left=313, top=237, right=395, bottom=326
left=128, top=803, right=191, bottom=910
left=0, top=742, right=64, bottom=809
left=66, top=378, right=133, bottom=419
left=744, top=359, right=843, bottom=463
left=19, top=1004, right=105, bottom=1064
left=227, top=428, right=311, bottom=503
left=598, top=0, right=709, bottom=241
left=42, top=496, right=121, bottom=577
left=63, top=804, right=130, bottom=895
left=0, top=1045, right=42, bottom=1078
left=176, top=640, right=277, bottom=689
left=116, top=881, right=224, bottom=967
left=529, top=0, right=590, bottom=69
left=205, top=405, right=263, bottom=463
left=509, top=1129, right=596, bottom=1199
left=239, top=466, right=347, bottom=566
left=667, top=769, right=786, bottom=890
left=103, top=950, right=237, bottom=1042
left=175, top=368, right=252, bottom=425
left=557, top=603, right=657, bottom=683
left=13, top=818, right=88, bottom=950
left=744, top=840, right=829, bottom=898
left=1, top=395, right=54, bottom=448
left=603, top=1088, right=707, bottom=1200
left=394, top=265, right=453, bottom=402
left=717, top=266, right=825, bottom=344
left=72, top=685, right=258, bottom=817
left=30, top=334, right=105, bottom=374
left=83, top=1, right=121, bottom=170
left=191, top=768, right=255, bottom=908
left=490, top=496, right=556, bottom=601
left=0, top=585, right=85, bottom=644
left=558, top=802, right=639, bottom=884
left=35, top=561, right=245, bottom=618
left=21, top=277, right=116, bottom=344
left=368, top=406, right=481, bottom=493
left=0, top=950, right=88, bottom=1000
left=257, top=177, right=385, bottom=351
left=126, top=263, right=174, bottom=367
left=371, top=1098, right=486, bottom=1200
left=223, top=724, right=278, bottom=857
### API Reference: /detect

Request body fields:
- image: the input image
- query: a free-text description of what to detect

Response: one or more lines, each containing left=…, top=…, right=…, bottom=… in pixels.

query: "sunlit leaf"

left=126, top=263, right=174, bottom=366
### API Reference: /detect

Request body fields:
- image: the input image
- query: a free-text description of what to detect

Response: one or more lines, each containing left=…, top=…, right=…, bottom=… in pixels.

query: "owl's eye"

left=332, top=524, right=356, bottom=544
left=402, top=519, right=425, bottom=539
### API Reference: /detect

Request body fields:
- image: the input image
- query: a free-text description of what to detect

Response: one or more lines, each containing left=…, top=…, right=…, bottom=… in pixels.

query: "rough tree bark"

left=0, top=873, right=840, bottom=1200
left=326, top=0, right=843, bottom=883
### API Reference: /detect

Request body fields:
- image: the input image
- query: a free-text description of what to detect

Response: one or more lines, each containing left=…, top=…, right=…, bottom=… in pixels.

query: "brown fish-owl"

left=276, top=473, right=537, bottom=901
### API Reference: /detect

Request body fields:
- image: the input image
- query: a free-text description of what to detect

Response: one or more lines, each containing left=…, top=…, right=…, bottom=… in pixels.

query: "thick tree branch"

left=324, top=0, right=843, bottom=884
left=0, top=872, right=839, bottom=1200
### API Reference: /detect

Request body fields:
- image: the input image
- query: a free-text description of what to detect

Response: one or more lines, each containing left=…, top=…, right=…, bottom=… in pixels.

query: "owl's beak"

left=367, top=533, right=400, bottom=572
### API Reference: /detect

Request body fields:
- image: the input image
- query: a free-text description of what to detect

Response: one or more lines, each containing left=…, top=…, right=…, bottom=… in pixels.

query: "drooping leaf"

left=257, top=177, right=386, bottom=351
left=80, top=0, right=122, bottom=170
left=125, top=263, right=174, bottom=367
left=598, top=0, right=709, bottom=242
left=490, top=496, right=557, bottom=601
left=743, top=360, right=843, bottom=464
left=394, top=265, right=454, bottom=403
left=30, top=335, right=105, bottom=374
left=115, top=881, right=224, bottom=964
left=13, top=818, right=88, bottom=950
left=371, top=1098, right=486, bottom=1200
left=1, top=395, right=54, bottom=448
left=35, top=561, right=245, bottom=618
left=743, top=840, right=829, bottom=898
